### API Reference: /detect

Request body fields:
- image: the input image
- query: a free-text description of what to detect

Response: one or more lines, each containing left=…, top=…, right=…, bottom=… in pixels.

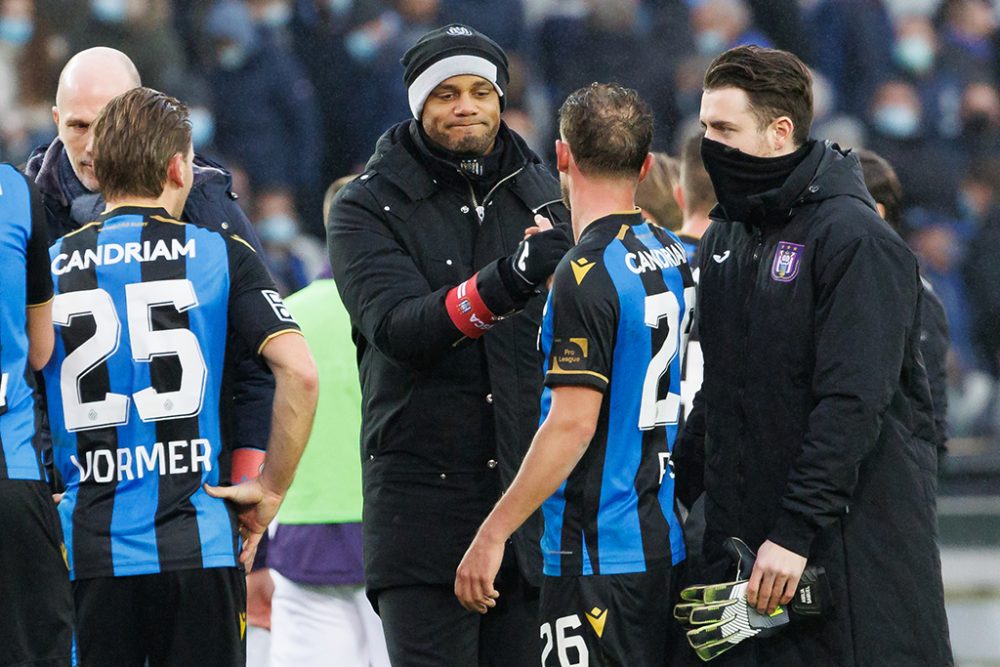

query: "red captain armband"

left=445, top=273, right=498, bottom=339
left=231, top=448, right=266, bottom=484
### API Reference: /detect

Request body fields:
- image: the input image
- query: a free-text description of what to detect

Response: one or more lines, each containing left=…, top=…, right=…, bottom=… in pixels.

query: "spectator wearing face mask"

left=935, top=0, right=999, bottom=84
left=868, top=79, right=964, bottom=214
left=205, top=0, right=321, bottom=229
left=957, top=80, right=1000, bottom=160
left=892, top=13, right=966, bottom=139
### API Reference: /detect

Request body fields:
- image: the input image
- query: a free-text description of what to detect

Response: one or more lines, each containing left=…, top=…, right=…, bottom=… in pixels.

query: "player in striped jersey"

left=0, top=164, right=73, bottom=665
left=41, top=87, right=318, bottom=666
left=456, top=83, right=695, bottom=665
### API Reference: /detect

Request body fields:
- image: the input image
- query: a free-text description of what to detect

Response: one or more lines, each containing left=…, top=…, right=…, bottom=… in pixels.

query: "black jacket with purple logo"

left=679, top=141, right=953, bottom=665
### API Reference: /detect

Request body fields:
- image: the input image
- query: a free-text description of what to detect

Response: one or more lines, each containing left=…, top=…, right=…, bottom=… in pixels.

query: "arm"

left=24, top=174, right=54, bottom=370
left=749, top=234, right=920, bottom=614
left=206, top=331, right=318, bottom=568
left=328, top=187, right=569, bottom=366
left=455, top=385, right=602, bottom=612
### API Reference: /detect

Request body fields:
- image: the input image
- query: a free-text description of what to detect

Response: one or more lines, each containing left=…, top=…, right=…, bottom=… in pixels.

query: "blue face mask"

left=259, top=2, right=292, bottom=28
left=873, top=104, right=920, bottom=139
left=328, top=0, right=353, bottom=16
left=894, top=36, right=935, bottom=76
left=695, top=29, right=727, bottom=56
left=258, top=215, right=299, bottom=245
left=217, top=44, right=248, bottom=71
left=91, top=0, right=127, bottom=24
left=0, top=17, right=34, bottom=46
left=188, top=107, right=215, bottom=150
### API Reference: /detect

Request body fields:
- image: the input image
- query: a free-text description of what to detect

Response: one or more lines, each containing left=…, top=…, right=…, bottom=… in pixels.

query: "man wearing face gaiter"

left=672, top=46, right=953, bottom=665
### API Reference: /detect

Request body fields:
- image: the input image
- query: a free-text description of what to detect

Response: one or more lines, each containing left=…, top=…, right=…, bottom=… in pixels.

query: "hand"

left=507, top=219, right=572, bottom=293
left=747, top=540, right=807, bottom=615
left=246, top=568, right=275, bottom=631
left=523, top=213, right=554, bottom=239
left=454, top=533, right=505, bottom=614
left=204, top=478, right=284, bottom=571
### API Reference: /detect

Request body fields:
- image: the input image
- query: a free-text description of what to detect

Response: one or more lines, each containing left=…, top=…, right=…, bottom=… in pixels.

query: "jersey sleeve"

left=543, top=253, right=618, bottom=392
left=226, top=236, right=301, bottom=355
left=24, top=174, right=53, bottom=307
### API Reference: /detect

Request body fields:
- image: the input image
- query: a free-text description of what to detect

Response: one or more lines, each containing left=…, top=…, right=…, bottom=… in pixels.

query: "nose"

left=84, top=133, right=94, bottom=156
left=454, top=92, right=477, bottom=115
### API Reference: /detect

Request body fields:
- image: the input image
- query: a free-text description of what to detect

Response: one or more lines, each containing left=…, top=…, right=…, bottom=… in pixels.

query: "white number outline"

left=638, top=286, right=695, bottom=431
left=52, top=280, right=208, bottom=431
left=539, top=615, right=590, bottom=667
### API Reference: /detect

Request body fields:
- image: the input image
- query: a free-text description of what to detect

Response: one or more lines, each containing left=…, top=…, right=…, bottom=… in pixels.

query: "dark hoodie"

left=678, top=141, right=953, bottom=665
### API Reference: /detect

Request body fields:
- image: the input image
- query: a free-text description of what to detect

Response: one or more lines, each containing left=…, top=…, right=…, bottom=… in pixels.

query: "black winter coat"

left=682, top=142, right=953, bottom=665
left=327, top=121, right=568, bottom=592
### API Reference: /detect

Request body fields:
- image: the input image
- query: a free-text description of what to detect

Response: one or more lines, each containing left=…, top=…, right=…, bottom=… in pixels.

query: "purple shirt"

left=267, top=522, right=365, bottom=586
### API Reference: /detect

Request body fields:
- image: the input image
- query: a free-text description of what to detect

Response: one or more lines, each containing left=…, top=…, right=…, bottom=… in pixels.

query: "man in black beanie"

left=327, top=24, right=572, bottom=666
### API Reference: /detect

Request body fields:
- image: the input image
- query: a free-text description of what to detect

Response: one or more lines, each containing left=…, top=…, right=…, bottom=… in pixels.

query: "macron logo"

left=712, top=251, right=731, bottom=264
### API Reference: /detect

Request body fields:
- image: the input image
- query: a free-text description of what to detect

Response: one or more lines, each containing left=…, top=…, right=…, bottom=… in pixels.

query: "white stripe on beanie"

left=407, top=54, right=503, bottom=119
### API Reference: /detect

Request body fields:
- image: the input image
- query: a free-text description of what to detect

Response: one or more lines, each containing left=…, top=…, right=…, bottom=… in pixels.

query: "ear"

left=555, top=139, right=571, bottom=174
left=166, top=153, right=186, bottom=188
left=875, top=202, right=887, bottom=221
left=771, top=116, right=795, bottom=152
left=637, top=153, right=655, bottom=183
left=52, top=106, right=60, bottom=128
left=673, top=183, right=685, bottom=211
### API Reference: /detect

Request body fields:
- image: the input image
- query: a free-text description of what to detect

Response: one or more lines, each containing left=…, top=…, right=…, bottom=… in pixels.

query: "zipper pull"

left=475, top=205, right=485, bottom=223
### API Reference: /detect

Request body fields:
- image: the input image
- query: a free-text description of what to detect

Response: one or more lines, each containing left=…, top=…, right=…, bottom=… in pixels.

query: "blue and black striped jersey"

left=43, top=206, right=299, bottom=580
left=538, top=211, right=695, bottom=576
left=0, top=164, right=53, bottom=481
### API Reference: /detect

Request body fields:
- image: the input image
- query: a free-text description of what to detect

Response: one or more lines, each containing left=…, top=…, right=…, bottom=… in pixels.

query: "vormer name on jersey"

left=70, top=438, right=213, bottom=483
left=51, top=238, right=196, bottom=275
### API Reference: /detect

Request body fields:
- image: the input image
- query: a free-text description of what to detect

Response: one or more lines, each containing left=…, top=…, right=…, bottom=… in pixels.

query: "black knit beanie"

left=401, top=24, right=509, bottom=119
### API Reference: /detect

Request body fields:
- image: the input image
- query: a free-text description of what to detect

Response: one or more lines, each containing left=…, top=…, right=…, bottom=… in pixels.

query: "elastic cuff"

left=767, top=509, right=817, bottom=559
left=476, top=259, right=525, bottom=314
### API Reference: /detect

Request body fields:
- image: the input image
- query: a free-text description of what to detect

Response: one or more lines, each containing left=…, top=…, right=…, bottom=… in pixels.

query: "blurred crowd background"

left=5, top=0, right=1000, bottom=453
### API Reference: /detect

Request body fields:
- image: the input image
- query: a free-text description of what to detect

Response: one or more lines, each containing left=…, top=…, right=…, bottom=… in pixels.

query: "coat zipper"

left=737, top=226, right=765, bottom=501
left=463, top=167, right=525, bottom=224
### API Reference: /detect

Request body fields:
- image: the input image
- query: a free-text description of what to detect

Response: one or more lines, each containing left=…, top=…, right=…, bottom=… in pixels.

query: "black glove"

left=498, top=227, right=573, bottom=297
left=674, top=537, right=832, bottom=662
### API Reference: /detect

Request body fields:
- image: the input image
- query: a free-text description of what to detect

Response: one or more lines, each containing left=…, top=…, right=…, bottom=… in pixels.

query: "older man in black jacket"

left=327, top=24, right=571, bottom=667
left=673, top=46, right=952, bottom=665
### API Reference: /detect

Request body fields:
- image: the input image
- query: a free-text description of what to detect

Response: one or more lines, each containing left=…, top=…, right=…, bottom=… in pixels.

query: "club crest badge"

left=771, top=242, right=804, bottom=283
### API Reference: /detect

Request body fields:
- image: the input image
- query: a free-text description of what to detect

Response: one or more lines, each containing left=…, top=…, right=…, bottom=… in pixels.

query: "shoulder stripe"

left=256, top=328, right=303, bottom=355
left=547, top=368, right=609, bottom=383
left=230, top=234, right=256, bottom=253
left=150, top=215, right=186, bottom=226
left=616, top=224, right=629, bottom=240
left=62, top=221, right=102, bottom=238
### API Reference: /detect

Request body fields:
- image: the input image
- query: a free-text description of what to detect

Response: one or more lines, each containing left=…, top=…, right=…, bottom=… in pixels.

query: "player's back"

left=0, top=164, right=50, bottom=481
left=539, top=211, right=695, bottom=577
left=44, top=206, right=244, bottom=579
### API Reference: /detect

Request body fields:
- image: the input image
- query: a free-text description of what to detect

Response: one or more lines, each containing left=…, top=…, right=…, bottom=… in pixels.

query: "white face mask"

left=91, top=0, right=128, bottom=23
left=695, top=29, right=728, bottom=56
left=873, top=104, right=921, bottom=139
left=894, top=36, right=935, bottom=75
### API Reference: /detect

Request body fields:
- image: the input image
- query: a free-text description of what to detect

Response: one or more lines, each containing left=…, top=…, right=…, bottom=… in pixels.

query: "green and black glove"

left=673, top=537, right=831, bottom=662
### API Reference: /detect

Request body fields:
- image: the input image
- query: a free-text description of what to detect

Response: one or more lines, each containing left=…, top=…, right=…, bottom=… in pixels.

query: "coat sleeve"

left=769, top=234, right=921, bottom=557
left=920, top=286, right=950, bottom=454
left=327, top=184, right=518, bottom=368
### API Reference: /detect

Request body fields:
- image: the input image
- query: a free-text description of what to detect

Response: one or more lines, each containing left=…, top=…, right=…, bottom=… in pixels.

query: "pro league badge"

left=771, top=241, right=805, bottom=283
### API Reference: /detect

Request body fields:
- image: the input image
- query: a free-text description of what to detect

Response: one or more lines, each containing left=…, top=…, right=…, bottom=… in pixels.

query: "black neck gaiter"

left=700, top=137, right=813, bottom=223
left=411, top=122, right=506, bottom=194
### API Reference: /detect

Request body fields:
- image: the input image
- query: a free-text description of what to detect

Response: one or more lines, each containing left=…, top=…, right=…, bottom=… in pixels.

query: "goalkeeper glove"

left=674, top=537, right=831, bottom=662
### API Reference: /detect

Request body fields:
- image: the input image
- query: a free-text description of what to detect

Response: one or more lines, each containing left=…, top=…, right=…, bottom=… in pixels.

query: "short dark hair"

left=680, top=133, right=716, bottom=217
left=558, top=82, right=653, bottom=178
left=704, top=45, right=813, bottom=146
left=92, top=87, right=192, bottom=201
left=856, top=149, right=903, bottom=230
